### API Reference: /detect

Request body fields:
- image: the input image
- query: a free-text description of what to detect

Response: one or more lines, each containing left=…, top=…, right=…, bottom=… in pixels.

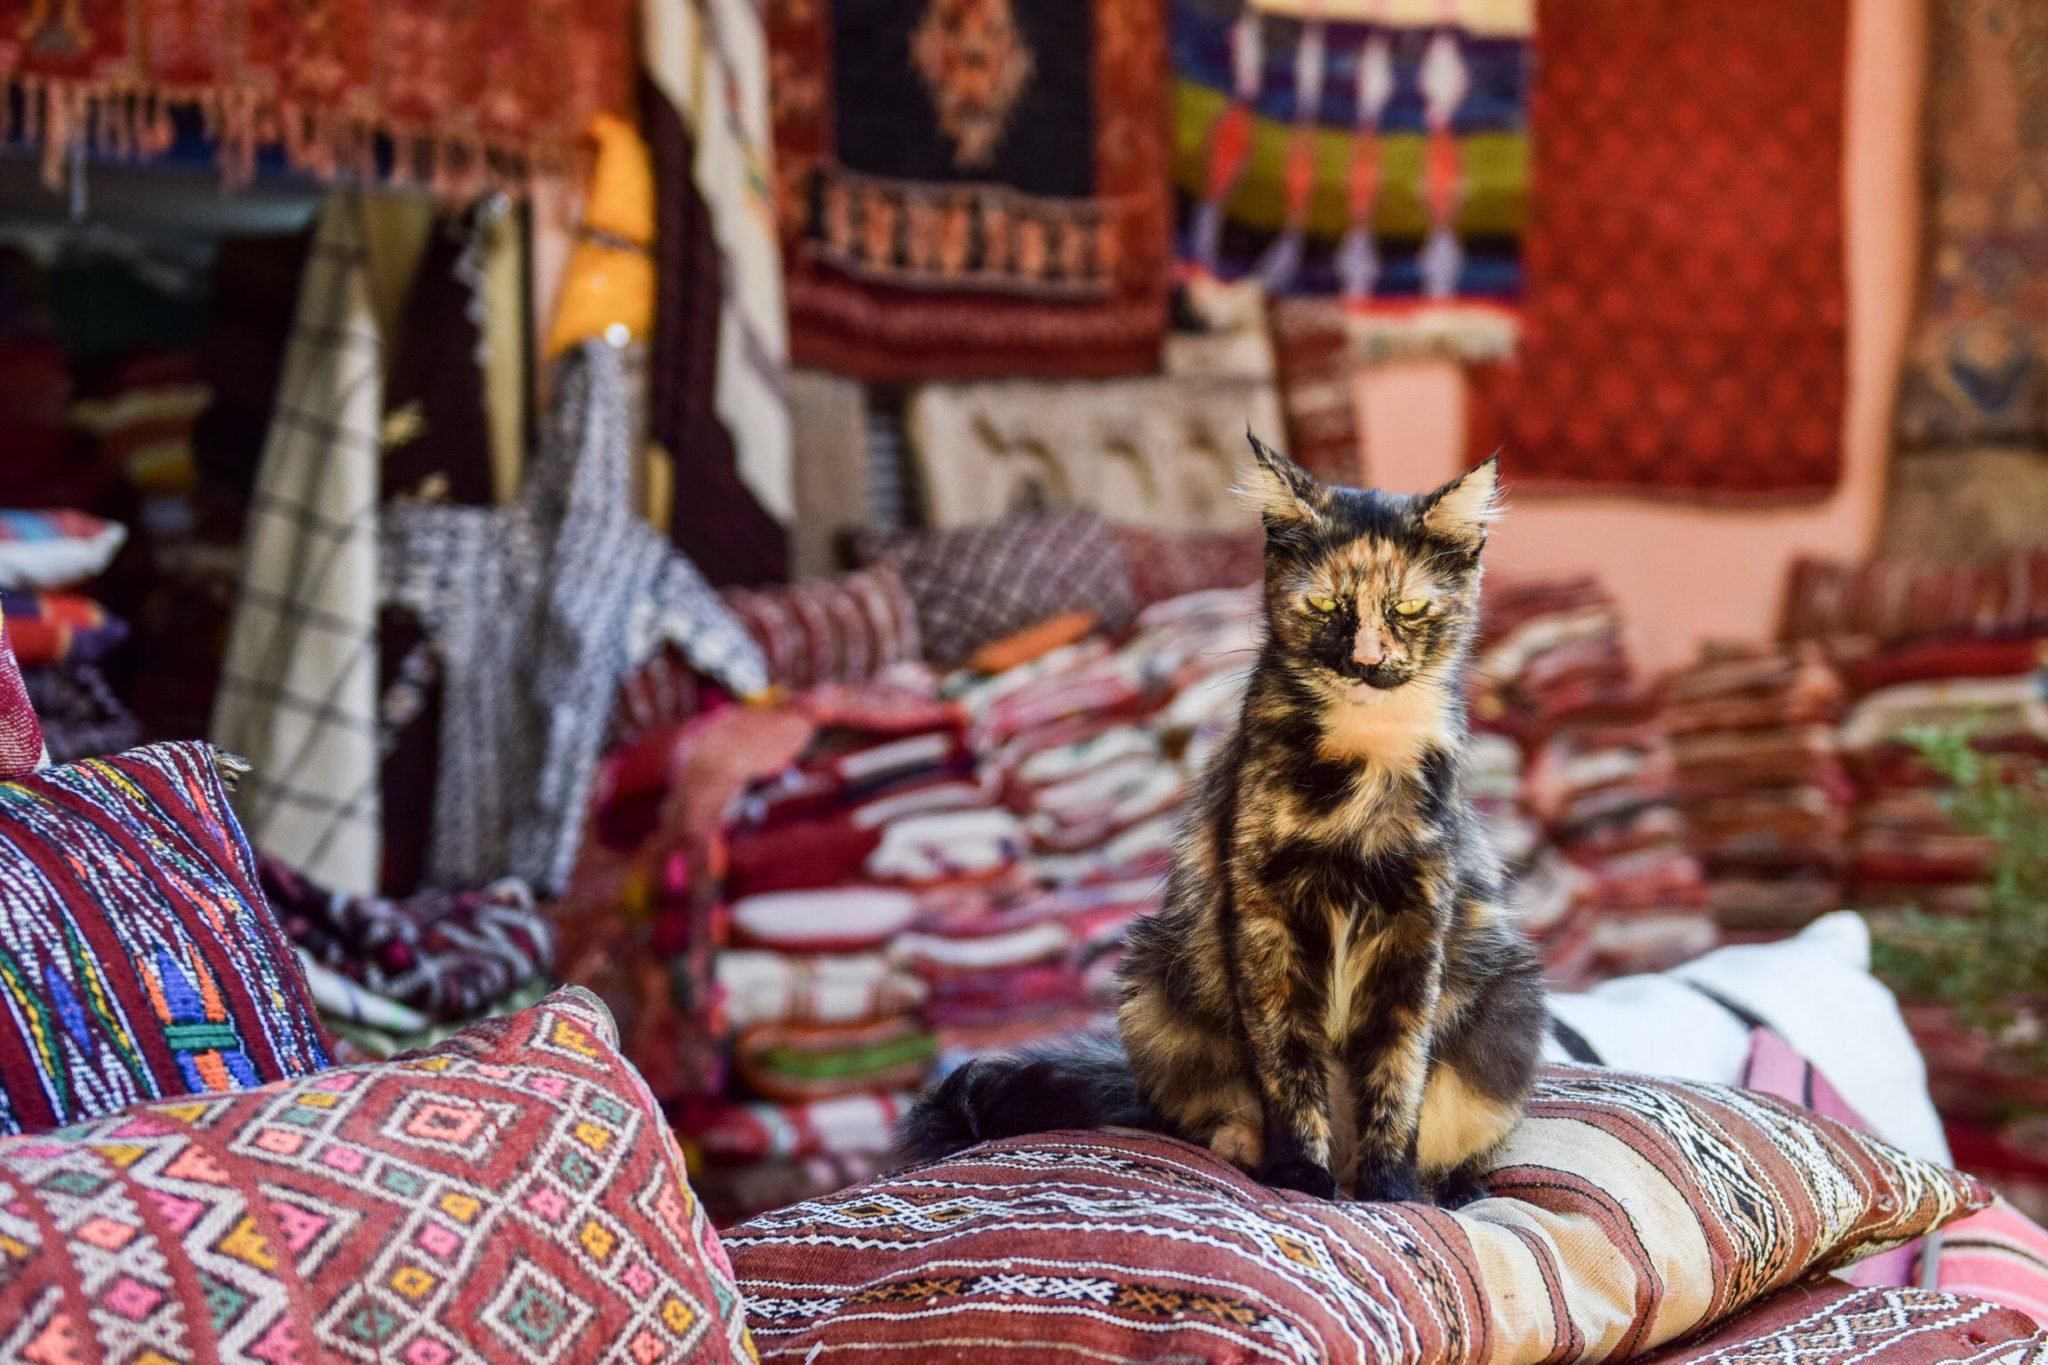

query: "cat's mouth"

left=1330, top=663, right=1412, bottom=694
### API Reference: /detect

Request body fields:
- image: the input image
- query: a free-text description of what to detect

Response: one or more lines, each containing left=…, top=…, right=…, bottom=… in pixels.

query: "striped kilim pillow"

left=1637, top=1282, right=2045, bottom=1365
left=725, top=1064, right=1988, bottom=1365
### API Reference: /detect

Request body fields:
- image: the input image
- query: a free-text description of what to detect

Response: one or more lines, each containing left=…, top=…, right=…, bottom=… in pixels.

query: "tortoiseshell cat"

left=901, top=436, right=1547, bottom=1205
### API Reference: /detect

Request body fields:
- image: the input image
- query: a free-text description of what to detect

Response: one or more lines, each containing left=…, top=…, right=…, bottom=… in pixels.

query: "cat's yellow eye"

left=1393, top=598, right=1430, bottom=618
left=1307, top=595, right=1338, bottom=614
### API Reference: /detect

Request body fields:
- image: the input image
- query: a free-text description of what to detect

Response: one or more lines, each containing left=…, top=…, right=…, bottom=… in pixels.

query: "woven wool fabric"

left=1897, top=0, right=2048, bottom=449
left=0, top=741, right=330, bottom=1137
left=865, top=510, right=1137, bottom=668
left=1783, top=550, right=2048, bottom=647
left=1114, top=526, right=1266, bottom=607
left=0, top=986, right=755, bottom=1363
left=19, top=660, right=141, bottom=765
left=1936, top=1199, right=2048, bottom=1329
left=1636, top=1283, right=2047, bottom=1365
left=1467, top=0, right=1849, bottom=499
left=210, top=195, right=384, bottom=896
left=768, top=0, right=1171, bottom=381
left=0, top=616, right=44, bottom=778
left=727, top=1066, right=1986, bottom=1364
left=1173, top=0, right=1530, bottom=360
left=0, top=0, right=630, bottom=193
left=720, top=564, right=923, bottom=692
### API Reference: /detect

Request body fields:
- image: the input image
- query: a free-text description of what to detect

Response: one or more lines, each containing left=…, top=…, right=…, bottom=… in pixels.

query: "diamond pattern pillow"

left=1636, top=1283, right=2046, bottom=1365
left=0, top=740, right=331, bottom=1134
left=859, top=511, right=1137, bottom=668
left=0, top=986, right=754, bottom=1363
left=726, top=1065, right=1987, bottom=1365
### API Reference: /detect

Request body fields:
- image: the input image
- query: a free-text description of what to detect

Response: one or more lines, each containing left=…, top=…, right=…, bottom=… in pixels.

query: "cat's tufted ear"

left=1418, top=456, right=1502, bottom=550
left=1237, top=431, right=1326, bottom=528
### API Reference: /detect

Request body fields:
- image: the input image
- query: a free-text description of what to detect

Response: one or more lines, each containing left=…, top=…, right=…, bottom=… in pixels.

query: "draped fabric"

left=1172, top=0, right=1531, bottom=361
left=1896, top=0, right=2048, bottom=450
left=642, top=0, right=794, bottom=586
left=0, top=0, right=632, bottom=192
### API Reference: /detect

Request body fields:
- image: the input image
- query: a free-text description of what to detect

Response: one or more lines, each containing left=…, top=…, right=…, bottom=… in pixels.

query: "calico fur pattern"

left=902, top=437, right=1548, bottom=1204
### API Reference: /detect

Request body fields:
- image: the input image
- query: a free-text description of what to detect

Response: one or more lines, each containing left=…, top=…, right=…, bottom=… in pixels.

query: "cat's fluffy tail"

left=895, top=1030, right=1162, bottom=1164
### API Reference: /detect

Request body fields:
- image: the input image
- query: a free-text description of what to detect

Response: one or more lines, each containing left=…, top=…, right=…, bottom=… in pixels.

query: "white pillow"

left=0, top=510, right=127, bottom=589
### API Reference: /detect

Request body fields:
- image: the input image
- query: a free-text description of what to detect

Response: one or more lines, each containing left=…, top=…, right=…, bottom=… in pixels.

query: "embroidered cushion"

left=726, top=1065, right=1987, bottom=1365
left=1636, top=1283, right=2045, bottom=1365
left=0, top=741, right=330, bottom=1135
left=858, top=511, right=1137, bottom=668
left=1, top=590, right=128, bottom=665
left=720, top=564, right=922, bottom=692
left=1113, top=526, right=1265, bottom=608
left=0, top=616, right=43, bottom=778
left=0, top=986, right=755, bottom=1363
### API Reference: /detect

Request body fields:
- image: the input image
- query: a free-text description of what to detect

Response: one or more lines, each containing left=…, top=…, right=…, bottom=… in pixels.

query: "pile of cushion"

left=0, top=507, right=138, bottom=762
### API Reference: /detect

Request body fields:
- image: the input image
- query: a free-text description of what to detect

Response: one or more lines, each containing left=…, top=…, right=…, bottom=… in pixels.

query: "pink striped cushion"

left=1938, top=1199, right=2048, bottom=1328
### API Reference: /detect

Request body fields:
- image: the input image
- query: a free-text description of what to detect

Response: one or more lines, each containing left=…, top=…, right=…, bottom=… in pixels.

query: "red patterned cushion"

left=0, top=614, right=42, bottom=778
left=1113, top=526, right=1265, bottom=608
left=720, top=564, right=921, bottom=692
left=727, top=1067, right=1986, bottom=1364
left=1638, top=1283, right=2046, bottom=1365
left=0, top=741, right=331, bottom=1135
left=0, top=987, right=754, bottom=1363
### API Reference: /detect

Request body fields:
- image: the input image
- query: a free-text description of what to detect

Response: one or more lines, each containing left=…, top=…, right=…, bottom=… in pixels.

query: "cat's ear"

left=1418, top=456, right=1502, bottom=549
left=1237, top=431, right=1326, bottom=527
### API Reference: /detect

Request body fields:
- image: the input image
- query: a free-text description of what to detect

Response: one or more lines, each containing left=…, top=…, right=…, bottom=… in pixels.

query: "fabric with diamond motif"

left=1635, top=1283, right=2045, bottom=1365
left=0, top=986, right=753, bottom=1364
left=726, top=1065, right=1986, bottom=1364
left=1467, top=0, right=1848, bottom=498
left=767, top=0, right=1172, bottom=381
left=0, top=741, right=331, bottom=1137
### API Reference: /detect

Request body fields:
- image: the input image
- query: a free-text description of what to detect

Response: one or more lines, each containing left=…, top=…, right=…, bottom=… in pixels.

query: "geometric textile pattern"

left=726, top=1066, right=1987, bottom=1365
left=767, top=0, right=1172, bottom=382
left=1635, top=1282, right=2047, bottom=1365
left=719, top=565, right=923, bottom=694
left=0, top=987, right=754, bottom=1364
left=0, top=741, right=330, bottom=1136
left=1468, top=0, right=1849, bottom=498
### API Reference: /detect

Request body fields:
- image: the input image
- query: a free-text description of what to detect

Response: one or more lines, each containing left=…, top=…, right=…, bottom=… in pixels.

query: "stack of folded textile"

left=1467, top=729, right=1595, bottom=984
left=256, top=853, right=555, bottom=1058
left=1663, top=642, right=1852, bottom=936
left=1473, top=577, right=1709, bottom=976
left=1834, top=638, right=2048, bottom=914
left=0, top=509, right=138, bottom=762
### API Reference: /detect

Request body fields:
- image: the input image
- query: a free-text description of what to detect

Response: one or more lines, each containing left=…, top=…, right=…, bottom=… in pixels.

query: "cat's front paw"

left=1352, top=1162, right=1422, bottom=1203
left=1258, top=1157, right=1339, bottom=1200
left=1433, top=1168, right=1490, bottom=1210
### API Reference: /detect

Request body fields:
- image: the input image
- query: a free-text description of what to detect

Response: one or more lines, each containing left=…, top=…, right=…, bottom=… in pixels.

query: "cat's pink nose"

left=1352, top=629, right=1385, bottom=667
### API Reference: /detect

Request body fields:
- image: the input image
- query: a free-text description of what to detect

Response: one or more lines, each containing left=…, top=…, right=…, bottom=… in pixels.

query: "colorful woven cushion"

left=1113, top=526, right=1266, bottom=607
left=860, top=510, right=1138, bottom=668
left=0, top=616, right=43, bottom=779
left=1, top=589, right=128, bottom=665
left=1936, top=1198, right=2048, bottom=1329
left=1636, top=1283, right=2046, bottom=1365
left=0, top=741, right=331, bottom=1135
left=720, top=564, right=922, bottom=692
left=726, top=1066, right=1987, bottom=1365
left=0, top=986, right=755, bottom=1362
left=0, top=509, right=126, bottom=589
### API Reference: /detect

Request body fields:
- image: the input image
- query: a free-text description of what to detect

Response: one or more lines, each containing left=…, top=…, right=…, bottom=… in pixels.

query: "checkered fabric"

left=0, top=987, right=754, bottom=1364
left=210, top=195, right=384, bottom=895
left=864, top=510, right=1136, bottom=668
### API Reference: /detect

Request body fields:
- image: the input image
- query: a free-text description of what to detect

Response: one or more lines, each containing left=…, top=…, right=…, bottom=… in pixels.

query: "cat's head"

left=1239, top=433, right=1499, bottom=705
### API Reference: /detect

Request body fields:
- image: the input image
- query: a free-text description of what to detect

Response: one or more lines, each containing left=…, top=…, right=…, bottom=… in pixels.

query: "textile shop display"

left=645, top=0, right=794, bottom=587
left=0, top=742, right=330, bottom=1136
left=1471, top=576, right=1710, bottom=977
left=1896, top=0, right=2048, bottom=450
left=1172, top=0, right=1531, bottom=359
left=1468, top=0, right=1849, bottom=498
left=725, top=1068, right=1985, bottom=1364
left=210, top=196, right=386, bottom=897
left=380, top=340, right=769, bottom=894
left=0, top=987, right=757, bottom=1365
left=1663, top=644, right=1853, bottom=933
left=767, top=0, right=1173, bottom=381
left=0, top=0, right=633, bottom=192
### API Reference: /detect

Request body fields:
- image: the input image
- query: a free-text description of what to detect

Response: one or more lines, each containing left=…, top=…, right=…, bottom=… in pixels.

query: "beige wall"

left=1355, top=0, right=1925, bottom=675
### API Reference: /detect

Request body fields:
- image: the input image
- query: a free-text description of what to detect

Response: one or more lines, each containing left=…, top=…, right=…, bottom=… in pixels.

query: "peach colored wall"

left=1356, top=0, right=1925, bottom=676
